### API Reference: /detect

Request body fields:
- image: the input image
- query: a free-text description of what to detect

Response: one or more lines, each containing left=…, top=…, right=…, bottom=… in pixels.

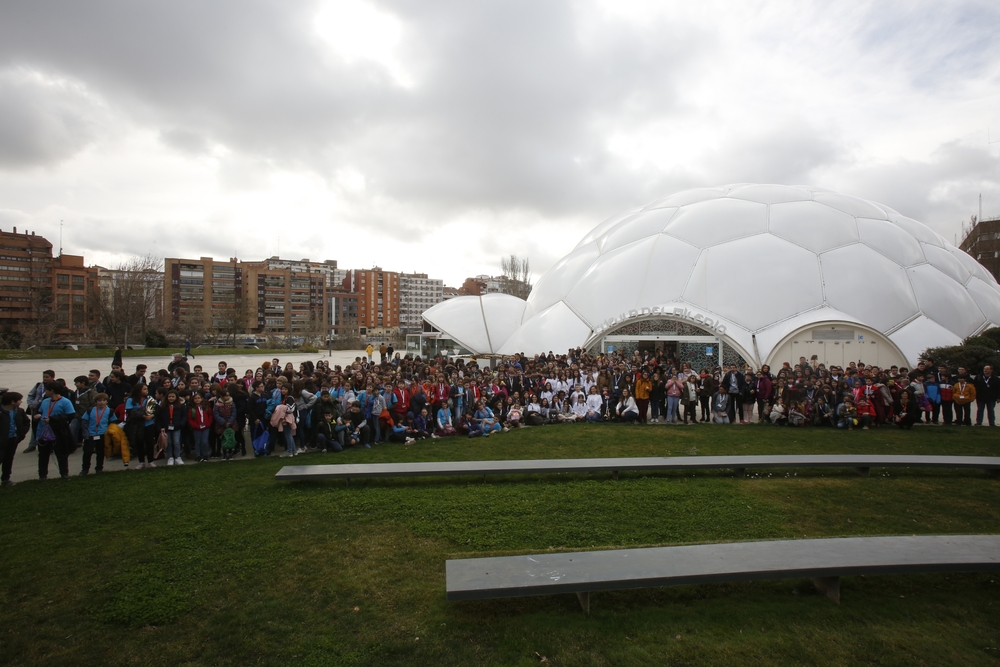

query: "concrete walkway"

left=1, top=349, right=368, bottom=484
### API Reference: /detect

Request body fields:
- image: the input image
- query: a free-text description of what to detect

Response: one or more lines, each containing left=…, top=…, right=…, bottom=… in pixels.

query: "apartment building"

left=960, top=215, right=1000, bottom=282
left=0, top=227, right=53, bottom=330
left=164, top=256, right=328, bottom=337
left=0, top=228, right=100, bottom=340
left=52, top=255, right=99, bottom=334
left=399, top=272, right=444, bottom=333
left=343, top=268, right=399, bottom=337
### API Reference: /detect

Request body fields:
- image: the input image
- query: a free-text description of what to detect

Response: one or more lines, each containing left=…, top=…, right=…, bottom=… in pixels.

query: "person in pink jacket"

left=271, top=396, right=298, bottom=457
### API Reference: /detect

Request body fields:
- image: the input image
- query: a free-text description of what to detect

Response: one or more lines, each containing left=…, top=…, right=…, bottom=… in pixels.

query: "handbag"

left=37, top=421, right=56, bottom=443
left=154, top=429, right=167, bottom=459
left=251, top=423, right=270, bottom=457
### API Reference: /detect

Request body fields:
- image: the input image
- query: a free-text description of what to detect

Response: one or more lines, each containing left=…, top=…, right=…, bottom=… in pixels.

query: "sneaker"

left=405, top=437, right=415, bottom=445
left=280, top=451, right=295, bottom=457
left=175, top=458, right=185, bottom=466
left=95, top=469, right=103, bottom=474
left=60, top=474, right=70, bottom=480
left=2, top=479, right=14, bottom=486
left=167, top=457, right=175, bottom=466
left=123, top=462, right=130, bottom=469
left=78, top=470, right=89, bottom=477
left=363, top=443, right=371, bottom=448
left=431, top=433, right=440, bottom=439
left=22, top=445, right=36, bottom=453
left=146, top=461, right=156, bottom=468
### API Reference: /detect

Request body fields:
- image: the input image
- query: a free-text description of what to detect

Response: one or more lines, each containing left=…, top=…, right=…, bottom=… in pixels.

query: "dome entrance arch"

left=588, top=317, right=753, bottom=370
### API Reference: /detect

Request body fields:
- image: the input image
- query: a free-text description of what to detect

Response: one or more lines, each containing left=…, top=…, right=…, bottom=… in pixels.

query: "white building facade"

left=423, top=184, right=1000, bottom=368
left=400, top=272, right=444, bottom=333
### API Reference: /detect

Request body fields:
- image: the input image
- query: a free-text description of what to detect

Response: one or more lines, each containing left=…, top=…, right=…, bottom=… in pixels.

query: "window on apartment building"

left=72, top=275, right=85, bottom=290
left=57, top=274, right=69, bottom=288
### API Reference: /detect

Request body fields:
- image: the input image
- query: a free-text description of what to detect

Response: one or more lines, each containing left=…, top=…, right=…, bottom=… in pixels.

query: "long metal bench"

left=275, top=455, right=1000, bottom=483
left=446, top=534, right=1000, bottom=612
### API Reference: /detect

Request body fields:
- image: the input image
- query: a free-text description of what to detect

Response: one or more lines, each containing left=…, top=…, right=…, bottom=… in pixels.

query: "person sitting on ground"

left=435, top=402, right=456, bottom=436
left=836, top=398, right=859, bottom=430
left=787, top=401, right=807, bottom=427
left=856, top=396, right=876, bottom=430
left=616, top=388, right=640, bottom=423
left=894, top=391, right=918, bottom=429
left=768, top=397, right=787, bottom=425
left=315, top=410, right=343, bottom=453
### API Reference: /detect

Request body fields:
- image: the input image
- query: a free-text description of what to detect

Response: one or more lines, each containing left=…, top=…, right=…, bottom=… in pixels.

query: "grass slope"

left=1, top=424, right=998, bottom=666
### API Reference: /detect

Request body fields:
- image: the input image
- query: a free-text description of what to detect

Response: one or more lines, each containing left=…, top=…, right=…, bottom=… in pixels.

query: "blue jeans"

left=166, top=429, right=182, bottom=459
left=316, top=433, right=343, bottom=453
left=666, top=396, right=680, bottom=422
left=282, top=428, right=295, bottom=452
left=193, top=429, right=210, bottom=459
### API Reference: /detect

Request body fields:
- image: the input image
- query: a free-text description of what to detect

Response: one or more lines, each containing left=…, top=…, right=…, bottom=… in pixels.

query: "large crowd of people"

left=1, top=345, right=997, bottom=485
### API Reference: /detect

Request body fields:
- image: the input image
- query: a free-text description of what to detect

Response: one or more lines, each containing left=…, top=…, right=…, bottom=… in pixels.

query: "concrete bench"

left=446, top=534, right=1000, bottom=612
left=275, top=455, right=1000, bottom=483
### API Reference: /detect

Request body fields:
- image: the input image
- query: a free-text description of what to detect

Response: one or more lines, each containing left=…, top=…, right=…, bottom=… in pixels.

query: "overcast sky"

left=1, top=0, right=998, bottom=286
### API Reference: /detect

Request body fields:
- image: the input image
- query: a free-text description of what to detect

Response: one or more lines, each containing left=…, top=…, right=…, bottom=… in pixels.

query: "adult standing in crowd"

left=974, top=365, right=997, bottom=426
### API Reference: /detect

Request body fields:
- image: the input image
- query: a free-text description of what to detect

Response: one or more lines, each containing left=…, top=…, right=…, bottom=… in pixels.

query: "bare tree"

left=500, top=254, right=532, bottom=300
left=91, top=255, right=163, bottom=346
left=216, top=295, right=251, bottom=346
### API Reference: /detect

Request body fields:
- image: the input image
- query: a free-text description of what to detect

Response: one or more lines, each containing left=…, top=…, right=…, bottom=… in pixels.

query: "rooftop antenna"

left=59, top=220, right=63, bottom=256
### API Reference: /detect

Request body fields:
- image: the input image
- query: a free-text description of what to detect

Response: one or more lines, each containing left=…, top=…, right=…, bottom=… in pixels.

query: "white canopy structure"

left=423, top=184, right=1000, bottom=368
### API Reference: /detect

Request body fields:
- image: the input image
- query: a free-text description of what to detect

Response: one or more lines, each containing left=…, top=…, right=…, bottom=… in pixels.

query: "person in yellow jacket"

left=952, top=370, right=976, bottom=426
left=633, top=371, right=652, bottom=423
left=365, top=344, right=374, bottom=363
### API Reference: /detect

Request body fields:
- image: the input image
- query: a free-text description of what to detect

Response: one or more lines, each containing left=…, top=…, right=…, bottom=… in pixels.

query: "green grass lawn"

left=1, top=424, right=999, bottom=666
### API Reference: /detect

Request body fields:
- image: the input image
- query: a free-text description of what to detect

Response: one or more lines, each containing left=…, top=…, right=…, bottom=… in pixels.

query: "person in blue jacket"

left=79, top=392, right=117, bottom=475
left=36, top=382, right=76, bottom=480
left=0, top=392, right=30, bottom=485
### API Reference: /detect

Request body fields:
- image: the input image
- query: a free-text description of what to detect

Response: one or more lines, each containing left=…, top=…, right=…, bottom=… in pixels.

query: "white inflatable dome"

left=425, top=184, right=1000, bottom=367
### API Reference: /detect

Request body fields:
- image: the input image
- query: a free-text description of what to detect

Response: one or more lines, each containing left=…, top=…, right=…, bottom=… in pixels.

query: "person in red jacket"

left=855, top=396, right=876, bottom=429
left=389, top=380, right=410, bottom=425
left=188, top=392, right=214, bottom=463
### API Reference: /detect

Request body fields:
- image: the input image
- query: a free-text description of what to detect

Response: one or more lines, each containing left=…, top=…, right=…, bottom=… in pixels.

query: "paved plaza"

left=0, top=349, right=368, bottom=484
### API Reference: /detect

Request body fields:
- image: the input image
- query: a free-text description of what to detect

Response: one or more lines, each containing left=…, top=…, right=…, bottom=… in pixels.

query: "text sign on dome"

left=595, top=306, right=728, bottom=335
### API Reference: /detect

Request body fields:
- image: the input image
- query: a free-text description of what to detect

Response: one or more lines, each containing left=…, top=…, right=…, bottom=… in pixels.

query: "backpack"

left=220, top=427, right=237, bottom=451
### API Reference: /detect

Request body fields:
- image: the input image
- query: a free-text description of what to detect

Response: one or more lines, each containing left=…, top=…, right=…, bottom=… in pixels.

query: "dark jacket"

left=0, top=407, right=31, bottom=447
left=974, top=372, right=999, bottom=402
left=156, top=403, right=189, bottom=430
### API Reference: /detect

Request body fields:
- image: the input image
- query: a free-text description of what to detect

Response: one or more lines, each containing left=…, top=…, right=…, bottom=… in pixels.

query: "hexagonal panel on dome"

left=889, top=316, right=962, bottom=366
left=576, top=207, right=642, bottom=249
left=947, top=245, right=997, bottom=285
left=598, top=207, right=678, bottom=253
left=663, top=197, right=768, bottom=248
left=726, top=184, right=814, bottom=205
left=523, top=241, right=599, bottom=321
left=857, top=217, right=925, bottom=267
left=682, top=234, right=823, bottom=331
left=636, top=235, right=703, bottom=307
left=966, top=276, right=1000, bottom=325
left=813, top=192, right=889, bottom=219
left=564, top=236, right=659, bottom=327
left=820, top=244, right=918, bottom=332
left=643, top=187, right=729, bottom=210
left=907, top=264, right=986, bottom=338
left=889, top=214, right=945, bottom=247
left=497, top=301, right=592, bottom=356
left=768, top=200, right=859, bottom=253
left=921, top=243, right=971, bottom=285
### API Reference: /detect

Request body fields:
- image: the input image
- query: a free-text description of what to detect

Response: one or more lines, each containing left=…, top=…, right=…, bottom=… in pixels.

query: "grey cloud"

left=0, top=69, right=101, bottom=168
left=835, top=140, right=1000, bottom=237
left=0, top=0, right=707, bottom=222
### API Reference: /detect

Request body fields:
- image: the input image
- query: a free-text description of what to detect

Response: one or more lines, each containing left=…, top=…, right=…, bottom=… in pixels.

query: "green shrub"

left=144, top=329, right=169, bottom=348
left=922, top=345, right=1000, bottom=373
